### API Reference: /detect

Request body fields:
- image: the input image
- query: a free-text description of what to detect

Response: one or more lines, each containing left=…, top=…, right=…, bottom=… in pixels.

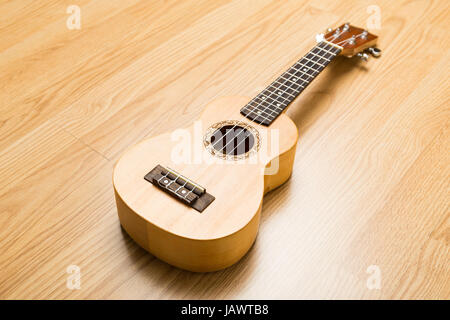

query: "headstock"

left=317, top=23, right=380, bottom=59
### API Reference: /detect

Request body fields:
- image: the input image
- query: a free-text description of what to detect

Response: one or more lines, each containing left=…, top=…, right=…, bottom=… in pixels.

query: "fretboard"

left=240, top=41, right=342, bottom=126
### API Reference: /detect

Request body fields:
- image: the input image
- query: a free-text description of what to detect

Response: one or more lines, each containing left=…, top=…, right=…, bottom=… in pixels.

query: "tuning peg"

left=348, top=35, right=356, bottom=45
left=343, top=23, right=350, bottom=31
left=367, top=47, right=382, bottom=58
left=357, top=52, right=370, bottom=61
left=361, top=30, right=368, bottom=39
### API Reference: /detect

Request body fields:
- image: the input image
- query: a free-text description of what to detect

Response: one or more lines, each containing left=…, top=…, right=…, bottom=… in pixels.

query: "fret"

left=265, top=89, right=291, bottom=103
left=246, top=100, right=278, bottom=116
left=248, top=95, right=286, bottom=117
left=265, top=83, right=290, bottom=97
left=289, top=66, right=315, bottom=80
left=310, top=48, right=332, bottom=60
left=287, top=74, right=309, bottom=86
left=272, top=79, right=304, bottom=94
left=290, top=64, right=314, bottom=75
left=249, top=100, right=283, bottom=114
left=282, top=71, right=309, bottom=85
left=302, top=56, right=326, bottom=68
left=308, top=51, right=330, bottom=63
left=256, top=101, right=284, bottom=113
left=288, top=71, right=312, bottom=84
left=254, top=95, right=285, bottom=111
left=242, top=105, right=277, bottom=126
left=281, top=76, right=303, bottom=88
left=275, top=70, right=304, bottom=87
left=279, top=84, right=301, bottom=97
left=272, top=82, right=302, bottom=97
left=247, top=103, right=277, bottom=118
left=263, top=92, right=290, bottom=110
left=255, top=93, right=287, bottom=108
left=293, top=63, right=317, bottom=75
left=295, top=61, right=320, bottom=74
left=241, top=42, right=341, bottom=126
left=252, top=98, right=281, bottom=113
left=266, top=84, right=297, bottom=99
left=313, top=45, right=336, bottom=58
left=278, top=75, right=306, bottom=88
left=312, top=47, right=333, bottom=60
left=250, top=91, right=280, bottom=108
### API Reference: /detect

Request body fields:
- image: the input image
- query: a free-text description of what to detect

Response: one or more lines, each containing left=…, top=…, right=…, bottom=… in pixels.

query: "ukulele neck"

left=240, top=41, right=342, bottom=126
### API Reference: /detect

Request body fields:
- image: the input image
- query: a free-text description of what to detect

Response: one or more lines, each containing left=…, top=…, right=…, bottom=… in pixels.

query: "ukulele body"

left=113, top=96, right=298, bottom=272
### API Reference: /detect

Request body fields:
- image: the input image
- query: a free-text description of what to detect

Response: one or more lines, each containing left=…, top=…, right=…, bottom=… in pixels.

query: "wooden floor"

left=0, top=0, right=449, bottom=299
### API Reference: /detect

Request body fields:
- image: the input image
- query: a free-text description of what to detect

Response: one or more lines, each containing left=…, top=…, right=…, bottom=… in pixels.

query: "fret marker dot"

left=277, top=103, right=281, bottom=106
left=303, top=68, right=307, bottom=71
left=278, top=91, right=282, bottom=95
left=164, top=180, right=168, bottom=183
left=293, top=77, right=297, bottom=81
left=181, top=190, right=186, bottom=194
left=257, top=110, right=262, bottom=114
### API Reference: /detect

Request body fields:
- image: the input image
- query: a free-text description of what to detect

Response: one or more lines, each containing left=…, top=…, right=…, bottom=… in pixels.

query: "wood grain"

left=0, top=0, right=448, bottom=299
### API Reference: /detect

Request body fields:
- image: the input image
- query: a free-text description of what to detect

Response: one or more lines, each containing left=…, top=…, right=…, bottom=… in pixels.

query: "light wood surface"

left=0, top=0, right=448, bottom=299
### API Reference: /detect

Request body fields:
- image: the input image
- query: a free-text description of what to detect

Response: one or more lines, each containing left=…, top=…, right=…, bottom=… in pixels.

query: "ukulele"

left=113, top=23, right=380, bottom=272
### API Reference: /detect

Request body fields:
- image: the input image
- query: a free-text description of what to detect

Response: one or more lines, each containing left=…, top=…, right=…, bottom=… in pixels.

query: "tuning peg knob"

left=348, top=35, right=356, bottom=45
left=367, top=47, right=382, bottom=58
left=357, top=52, right=370, bottom=61
left=361, top=30, right=368, bottom=39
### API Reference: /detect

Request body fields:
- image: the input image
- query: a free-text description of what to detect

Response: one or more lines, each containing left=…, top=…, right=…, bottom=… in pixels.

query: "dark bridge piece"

left=144, top=165, right=215, bottom=213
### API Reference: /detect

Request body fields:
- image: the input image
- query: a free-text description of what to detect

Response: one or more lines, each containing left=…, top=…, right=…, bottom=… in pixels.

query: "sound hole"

left=210, top=125, right=255, bottom=156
